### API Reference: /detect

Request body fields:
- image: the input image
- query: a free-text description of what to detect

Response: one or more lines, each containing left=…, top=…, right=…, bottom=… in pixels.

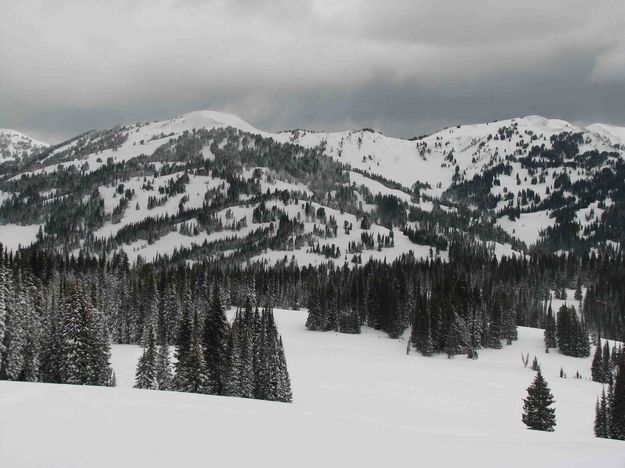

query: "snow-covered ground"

left=0, top=223, right=40, bottom=251
left=1, top=309, right=623, bottom=467
left=0, top=129, right=47, bottom=162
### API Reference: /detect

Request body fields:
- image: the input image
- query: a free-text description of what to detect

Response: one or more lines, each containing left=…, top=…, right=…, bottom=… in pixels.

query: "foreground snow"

left=1, top=310, right=623, bottom=467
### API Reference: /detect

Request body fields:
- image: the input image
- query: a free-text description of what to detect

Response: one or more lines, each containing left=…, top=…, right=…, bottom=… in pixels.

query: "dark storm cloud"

left=1, top=0, right=624, bottom=143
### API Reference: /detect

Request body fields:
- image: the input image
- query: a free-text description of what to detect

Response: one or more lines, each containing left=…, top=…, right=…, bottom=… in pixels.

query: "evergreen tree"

left=594, top=387, right=610, bottom=438
left=275, top=335, right=292, bottom=402
left=222, top=313, right=243, bottom=397
left=556, top=305, right=589, bottom=357
left=611, top=356, right=625, bottom=440
left=522, top=370, right=556, bottom=431
left=0, top=264, right=6, bottom=372
left=502, top=307, right=517, bottom=345
left=305, top=292, right=326, bottom=331
left=531, top=356, right=540, bottom=372
left=154, top=343, right=173, bottom=390
left=174, top=312, right=211, bottom=393
left=134, top=327, right=158, bottom=389
left=412, top=301, right=433, bottom=356
left=543, top=305, right=557, bottom=349
left=173, top=296, right=193, bottom=373
left=603, top=340, right=612, bottom=383
left=1, top=272, right=26, bottom=380
left=58, top=281, right=113, bottom=386
left=592, top=338, right=604, bottom=383
left=202, top=284, right=230, bottom=394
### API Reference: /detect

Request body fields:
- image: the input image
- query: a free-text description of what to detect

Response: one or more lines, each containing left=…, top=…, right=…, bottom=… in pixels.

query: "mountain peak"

left=0, top=128, right=48, bottom=161
left=178, top=110, right=264, bottom=135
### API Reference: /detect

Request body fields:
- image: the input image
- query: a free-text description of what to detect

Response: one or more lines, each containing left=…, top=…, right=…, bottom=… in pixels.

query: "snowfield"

left=0, top=224, right=41, bottom=251
left=1, top=309, right=623, bottom=467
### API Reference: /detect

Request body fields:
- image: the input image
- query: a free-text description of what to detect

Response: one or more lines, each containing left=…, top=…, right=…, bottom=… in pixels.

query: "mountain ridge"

left=1, top=109, right=624, bottom=263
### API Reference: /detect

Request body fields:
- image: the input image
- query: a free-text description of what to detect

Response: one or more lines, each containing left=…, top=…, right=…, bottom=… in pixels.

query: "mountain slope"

left=0, top=129, right=47, bottom=162
left=0, top=110, right=624, bottom=262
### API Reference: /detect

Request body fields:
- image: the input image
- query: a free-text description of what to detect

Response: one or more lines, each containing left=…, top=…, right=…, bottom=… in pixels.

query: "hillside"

left=0, top=129, right=47, bottom=163
left=0, top=111, right=624, bottom=265
left=1, top=309, right=623, bottom=468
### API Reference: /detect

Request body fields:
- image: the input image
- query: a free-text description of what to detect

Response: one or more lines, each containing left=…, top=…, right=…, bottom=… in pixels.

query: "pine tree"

left=1, top=272, right=26, bottom=380
left=602, top=340, right=612, bottom=382
left=592, top=338, right=604, bottom=383
left=174, top=312, right=211, bottom=393
left=154, top=344, right=173, bottom=391
left=594, top=388, right=610, bottom=438
left=531, top=356, right=540, bottom=372
left=173, top=296, right=193, bottom=374
left=0, top=264, right=7, bottom=372
left=412, top=301, right=433, bottom=356
left=305, top=292, right=326, bottom=331
left=502, top=307, right=517, bottom=345
left=58, top=281, right=113, bottom=386
left=134, top=327, right=158, bottom=389
left=222, top=313, right=243, bottom=397
left=522, top=370, right=556, bottom=431
left=275, top=335, right=292, bottom=403
left=543, top=304, right=557, bottom=349
left=556, top=305, right=589, bottom=357
left=203, top=284, right=230, bottom=394
left=91, top=304, right=114, bottom=386
left=611, top=356, right=625, bottom=440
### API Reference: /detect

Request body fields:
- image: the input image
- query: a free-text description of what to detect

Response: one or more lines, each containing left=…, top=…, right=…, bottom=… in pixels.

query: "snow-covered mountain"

left=0, top=129, right=47, bottom=162
left=1, top=110, right=624, bottom=261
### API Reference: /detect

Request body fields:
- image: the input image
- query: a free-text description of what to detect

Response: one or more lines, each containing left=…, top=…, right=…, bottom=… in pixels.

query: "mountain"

left=0, top=129, right=48, bottom=162
left=0, top=110, right=624, bottom=262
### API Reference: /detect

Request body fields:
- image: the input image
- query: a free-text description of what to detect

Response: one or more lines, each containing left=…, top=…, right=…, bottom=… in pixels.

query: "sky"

left=1, top=0, right=624, bottom=144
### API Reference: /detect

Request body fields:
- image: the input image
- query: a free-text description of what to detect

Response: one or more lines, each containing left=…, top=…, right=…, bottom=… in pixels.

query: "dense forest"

left=2, top=238, right=625, bottom=405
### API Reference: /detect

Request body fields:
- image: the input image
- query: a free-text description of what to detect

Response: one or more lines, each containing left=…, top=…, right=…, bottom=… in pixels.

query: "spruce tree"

left=522, top=370, right=556, bottom=431
left=305, top=293, right=326, bottom=331
left=592, top=338, right=604, bottom=383
left=174, top=312, right=211, bottom=394
left=154, top=343, right=173, bottom=391
left=202, top=284, right=229, bottom=394
left=611, top=356, right=625, bottom=440
left=0, top=264, right=6, bottom=372
left=275, top=335, right=292, bottom=403
left=543, top=304, right=557, bottom=349
left=1, top=272, right=26, bottom=380
left=602, top=340, right=612, bottom=382
left=173, top=297, right=193, bottom=375
left=412, top=301, right=434, bottom=356
left=502, top=307, right=517, bottom=345
left=135, top=327, right=158, bottom=389
left=222, top=313, right=243, bottom=397
left=58, top=281, right=113, bottom=386
left=594, top=388, right=610, bottom=438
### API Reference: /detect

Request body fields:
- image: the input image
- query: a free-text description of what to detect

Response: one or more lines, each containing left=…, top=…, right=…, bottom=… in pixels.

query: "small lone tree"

left=522, top=370, right=556, bottom=431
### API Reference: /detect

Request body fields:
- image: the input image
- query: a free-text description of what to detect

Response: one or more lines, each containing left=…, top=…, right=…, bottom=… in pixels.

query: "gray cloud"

left=1, top=0, right=624, bottom=143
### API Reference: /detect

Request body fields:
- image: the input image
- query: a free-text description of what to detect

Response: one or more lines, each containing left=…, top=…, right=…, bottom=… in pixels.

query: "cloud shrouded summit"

left=1, top=0, right=624, bottom=143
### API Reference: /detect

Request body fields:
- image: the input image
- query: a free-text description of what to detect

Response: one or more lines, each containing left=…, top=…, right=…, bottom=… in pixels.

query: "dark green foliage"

left=594, top=388, right=610, bottom=438
left=135, top=327, right=158, bottom=389
left=543, top=305, right=557, bottom=349
left=556, top=305, right=590, bottom=357
left=202, top=285, right=230, bottom=394
left=174, top=312, right=212, bottom=394
left=612, top=357, right=625, bottom=440
left=596, top=356, right=625, bottom=440
left=522, top=370, right=556, bottom=432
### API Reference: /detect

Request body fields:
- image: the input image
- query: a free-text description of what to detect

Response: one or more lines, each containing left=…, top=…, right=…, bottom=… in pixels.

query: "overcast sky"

left=1, top=0, right=624, bottom=144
